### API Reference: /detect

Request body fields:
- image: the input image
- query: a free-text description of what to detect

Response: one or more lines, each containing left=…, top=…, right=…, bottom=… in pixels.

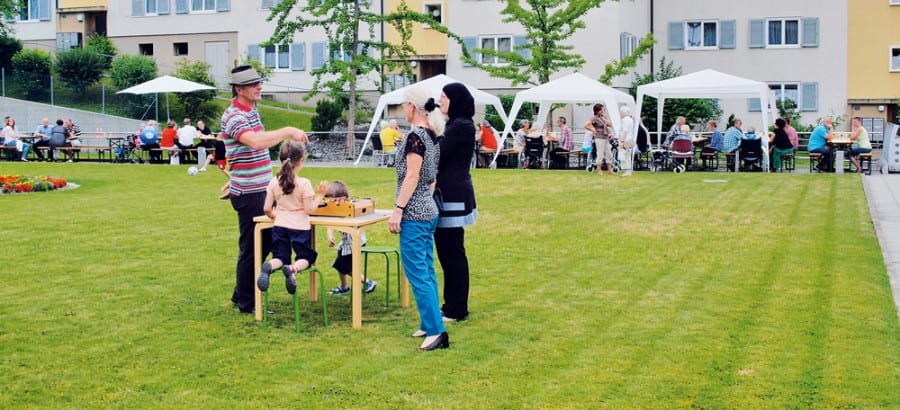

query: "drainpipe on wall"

left=649, top=0, right=654, bottom=78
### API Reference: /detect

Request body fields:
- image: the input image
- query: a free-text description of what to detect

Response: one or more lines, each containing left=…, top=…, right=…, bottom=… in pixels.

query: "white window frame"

left=766, top=17, right=801, bottom=48
left=891, top=0, right=900, bottom=5
left=768, top=82, right=800, bottom=107
left=191, top=0, right=218, bottom=13
left=260, top=0, right=283, bottom=9
left=479, top=35, right=512, bottom=66
left=684, top=20, right=718, bottom=50
left=262, top=44, right=291, bottom=71
left=620, top=32, right=637, bottom=59
left=17, top=0, right=40, bottom=21
left=422, top=3, right=443, bottom=29
left=145, top=0, right=158, bottom=16
left=891, top=46, right=900, bottom=72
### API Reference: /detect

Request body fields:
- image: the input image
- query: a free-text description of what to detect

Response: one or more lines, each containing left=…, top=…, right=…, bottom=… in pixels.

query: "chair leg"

left=292, top=266, right=327, bottom=333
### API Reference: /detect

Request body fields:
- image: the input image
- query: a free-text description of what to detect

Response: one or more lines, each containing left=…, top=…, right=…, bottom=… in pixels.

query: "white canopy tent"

left=354, top=74, right=510, bottom=165
left=634, top=69, right=778, bottom=171
left=117, top=75, right=216, bottom=121
left=497, top=73, right=636, bottom=167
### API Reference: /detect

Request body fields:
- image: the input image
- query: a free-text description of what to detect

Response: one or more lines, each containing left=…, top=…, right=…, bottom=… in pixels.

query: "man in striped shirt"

left=221, top=65, right=310, bottom=315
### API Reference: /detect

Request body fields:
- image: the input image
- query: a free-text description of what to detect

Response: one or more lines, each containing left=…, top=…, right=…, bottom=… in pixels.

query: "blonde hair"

left=404, top=85, right=446, bottom=136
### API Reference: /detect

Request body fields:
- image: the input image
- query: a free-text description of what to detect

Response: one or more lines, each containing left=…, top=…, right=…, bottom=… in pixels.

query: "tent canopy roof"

left=117, top=75, right=216, bottom=95
left=637, top=69, right=771, bottom=99
left=376, top=74, right=505, bottom=109
left=516, top=72, right=635, bottom=105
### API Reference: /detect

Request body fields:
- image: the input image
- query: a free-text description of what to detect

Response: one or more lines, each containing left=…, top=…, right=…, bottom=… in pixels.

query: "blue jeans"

left=5, top=140, right=30, bottom=160
left=400, top=217, right=445, bottom=336
left=809, top=146, right=833, bottom=171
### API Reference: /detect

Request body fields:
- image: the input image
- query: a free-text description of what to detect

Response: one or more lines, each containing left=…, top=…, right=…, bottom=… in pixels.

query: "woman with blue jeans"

left=388, top=84, right=449, bottom=351
left=3, top=117, right=30, bottom=161
left=848, top=116, right=872, bottom=174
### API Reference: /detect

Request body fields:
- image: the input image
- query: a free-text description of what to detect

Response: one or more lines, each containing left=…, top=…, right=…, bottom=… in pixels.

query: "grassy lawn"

left=1, top=163, right=898, bottom=408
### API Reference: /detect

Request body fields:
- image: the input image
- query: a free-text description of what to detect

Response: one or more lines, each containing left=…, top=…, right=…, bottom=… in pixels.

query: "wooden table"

left=252, top=210, right=408, bottom=328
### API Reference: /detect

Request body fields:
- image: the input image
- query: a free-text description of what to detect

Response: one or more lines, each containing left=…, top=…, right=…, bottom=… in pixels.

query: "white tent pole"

left=354, top=100, right=387, bottom=165
left=493, top=98, right=524, bottom=167
left=657, top=97, right=664, bottom=150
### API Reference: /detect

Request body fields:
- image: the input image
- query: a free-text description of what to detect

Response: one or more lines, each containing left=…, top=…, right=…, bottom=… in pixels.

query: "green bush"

left=84, top=33, right=117, bottom=70
left=110, top=55, right=158, bottom=119
left=170, top=58, right=218, bottom=121
left=311, top=98, right=343, bottom=131
left=0, top=35, right=22, bottom=71
left=486, top=94, right=535, bottom=130
left=11, top=48, right=52, bottom=100
left=54, top=48, right=108, bottom=97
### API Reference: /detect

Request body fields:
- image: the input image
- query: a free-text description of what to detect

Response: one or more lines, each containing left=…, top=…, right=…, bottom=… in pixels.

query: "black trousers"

left=435, top=227, right=470, bottom=320
left=230, top=191, right=271, bottom=312
left=33, top=139, right=49, bottom=159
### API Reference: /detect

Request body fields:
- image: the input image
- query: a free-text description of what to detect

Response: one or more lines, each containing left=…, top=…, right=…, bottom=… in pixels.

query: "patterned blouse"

left=395, top=126, right=439, bottom=222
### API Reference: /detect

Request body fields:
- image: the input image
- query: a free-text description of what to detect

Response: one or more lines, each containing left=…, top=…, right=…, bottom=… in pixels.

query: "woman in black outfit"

left=435, top=82, right=477, bottom=322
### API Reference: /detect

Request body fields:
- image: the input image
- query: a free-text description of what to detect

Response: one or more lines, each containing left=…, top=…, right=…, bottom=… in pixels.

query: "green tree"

left=170, top=59, right=218, bottom=121
left=110, top=55, right=158, bottom=119
left=311, top=98, right=344, bottom=132
left=0, top=0, right=18, bottom=36
left=599, top=33, right=655, bottom=85
left=11, top=48, right=51, bottom=100
left=268, top=0, right=461, bottom=156
left=486, top=94, right=535, bottom=132
left=54, top=48, right=108, bottom=97
left=0, top=34, right=22, bottom=71
left=464, top=0, right=612, bottom=86
left=84, top=33, right=117, bottom=70
left=630, top=57, right=722, bottom=137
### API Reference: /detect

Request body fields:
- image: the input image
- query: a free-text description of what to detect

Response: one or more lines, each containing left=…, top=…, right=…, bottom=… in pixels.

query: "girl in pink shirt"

left=257, top=140, right=326, bottom=294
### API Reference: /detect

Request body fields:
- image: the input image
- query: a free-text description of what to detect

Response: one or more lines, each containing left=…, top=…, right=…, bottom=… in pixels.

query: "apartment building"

left=445, top=0, right=651, bottom=92
left=384, top=0, right=447, bottom=88
left=653, top=0, right=847, bottom=129
left=847, top=0, right=900, bottom=138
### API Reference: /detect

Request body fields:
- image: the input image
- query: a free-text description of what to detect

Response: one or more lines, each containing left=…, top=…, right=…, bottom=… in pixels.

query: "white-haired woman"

left=618, top=106, right=635, bottom=176
left=388, top=84, right=449, bottom=351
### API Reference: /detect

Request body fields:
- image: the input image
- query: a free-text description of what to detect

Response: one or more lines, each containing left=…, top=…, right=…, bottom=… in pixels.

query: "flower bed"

left=0, top=174, right=68, bottom=193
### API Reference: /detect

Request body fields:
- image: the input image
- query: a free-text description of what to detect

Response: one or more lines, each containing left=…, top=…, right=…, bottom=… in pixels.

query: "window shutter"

left=719, top=20, right=736, bottom=49
left=311, top=42, right=325, bottom=69
left=217, top=0, right=230, bottom=12
left=158, top=0, right=170, bottom=15
left=133, top=0, right=145, bottom=16
left=619, top=32, right=627, bottom=59
left=800, top=82, right=818, bottom=112
left=38, top=0, right=51, bottom=21
left=514, top=36, right=530, bottom=61
left=247, top=44, right=260, bottom=62
left=291, top=43, right=306, bottom=71
left=261, top=0, right=275, bottom=8
left=462, top=37, right=477, bottom=67
left=748, top=97, right=761, bottom=112
left=748, top=19, right=764, bottom=48
left=175, top=0, right=188, bottom=14
left=668, top=21, right=684, bottom=50
left=801, top=17, right=819, bottom=48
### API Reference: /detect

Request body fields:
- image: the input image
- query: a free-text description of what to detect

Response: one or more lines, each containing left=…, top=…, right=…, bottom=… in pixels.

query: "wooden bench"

left=1, top=145, right=23, bottom=161
left=808, top=152, right=824, bottom=172
left=858, top=153, right=873, bottom=175
left=779, top=153, right=795, bottom=172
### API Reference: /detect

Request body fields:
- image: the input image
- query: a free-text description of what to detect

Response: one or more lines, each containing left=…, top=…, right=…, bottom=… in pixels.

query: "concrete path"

left=863, top=172, right=900, bottom=320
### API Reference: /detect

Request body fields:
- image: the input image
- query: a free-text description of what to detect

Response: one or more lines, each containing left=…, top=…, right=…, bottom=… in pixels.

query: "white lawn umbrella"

left=117, top=75, right=217, bottom=120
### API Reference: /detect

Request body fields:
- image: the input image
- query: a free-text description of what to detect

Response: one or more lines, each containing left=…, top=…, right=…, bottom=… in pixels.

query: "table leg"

left=350, top=230, right=363, bottom=328
left=253, top=224, right=264, bottom=321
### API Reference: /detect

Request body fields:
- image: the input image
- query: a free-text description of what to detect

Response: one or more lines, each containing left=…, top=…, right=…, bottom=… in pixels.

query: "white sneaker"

left=199, top=167, right=207, bottom=172
left=66, top=160, right=73, bottom=163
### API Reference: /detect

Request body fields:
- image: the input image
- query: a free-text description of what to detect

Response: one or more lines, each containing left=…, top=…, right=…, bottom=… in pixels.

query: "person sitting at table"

left=2, top=116, right=29, bottom=161
left=48, top=119, right=68, bottom=162
left=743, top=126, right=760, bottom=140
left=848, top=116, right=872, bottom=174
left=808, top=116, right=835, bottom=172
left=140, top=120, right=162, bottom=163
left=176, top=118, right=199, bottom=163
left=160, top=120, right=178, bottom=160
left=783, top=116, right=799, bottom=150
left=663, top=116, right=687, bottom=148
left=513, top=119, right=533, bottom=154
left=769, top=118, right=794, bottom=171
left=32, top=118, right=53, bottom=162
left=379, top=119, right=402, bottom=154
left=702, top=120, right=723, bottom=154
left=474, top=119, right=498, bottom=167
left=723, top=118, right=744, bottom=154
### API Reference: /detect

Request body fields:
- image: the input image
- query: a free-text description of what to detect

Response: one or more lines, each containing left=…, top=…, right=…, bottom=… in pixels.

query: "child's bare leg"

left=339, top=273, right=350, bottom=288
left=290, top=259, right=310, bottom=272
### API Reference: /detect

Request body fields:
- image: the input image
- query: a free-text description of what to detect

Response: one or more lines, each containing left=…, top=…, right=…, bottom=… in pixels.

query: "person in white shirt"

left=176, top=118, right=199, bottom=163
left=618, top=106, right=636, bottom=176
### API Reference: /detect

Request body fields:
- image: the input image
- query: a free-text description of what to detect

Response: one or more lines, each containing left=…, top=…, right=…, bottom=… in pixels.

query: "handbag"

left=432, top=187, right=444, bottom=212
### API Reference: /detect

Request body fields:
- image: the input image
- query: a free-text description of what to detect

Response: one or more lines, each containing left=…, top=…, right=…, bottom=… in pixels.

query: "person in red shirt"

left=475, top=120, right=498, bottom=167
left=160, top=120, right=177, bottom=148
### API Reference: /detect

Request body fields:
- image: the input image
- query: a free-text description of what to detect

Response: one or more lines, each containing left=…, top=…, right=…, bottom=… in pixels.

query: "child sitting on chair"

left=257, top=140, right=326, bottom=295
left=324, top=180, right=378, bottom=296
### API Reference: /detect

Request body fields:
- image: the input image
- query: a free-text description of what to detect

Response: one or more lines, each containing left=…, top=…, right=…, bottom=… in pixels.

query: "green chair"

left=262, top=266, right=328, bottom=333
left=362, top=245, right=401, bottom=306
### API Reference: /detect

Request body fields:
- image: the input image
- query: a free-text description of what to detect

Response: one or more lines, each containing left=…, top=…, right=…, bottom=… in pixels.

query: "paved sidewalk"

left=863, top=172, right=900, bottom=320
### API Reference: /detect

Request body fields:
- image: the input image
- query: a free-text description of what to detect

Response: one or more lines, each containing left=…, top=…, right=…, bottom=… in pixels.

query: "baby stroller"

left=585, top=138, right=620, bottom=173
left=113, top=134, right=144, bottom=164
left=522, top=135, right=545, bottom=169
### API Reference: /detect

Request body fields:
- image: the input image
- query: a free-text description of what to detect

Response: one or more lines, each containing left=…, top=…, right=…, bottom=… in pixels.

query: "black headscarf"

left=442, top=82, right=475, bottom=120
